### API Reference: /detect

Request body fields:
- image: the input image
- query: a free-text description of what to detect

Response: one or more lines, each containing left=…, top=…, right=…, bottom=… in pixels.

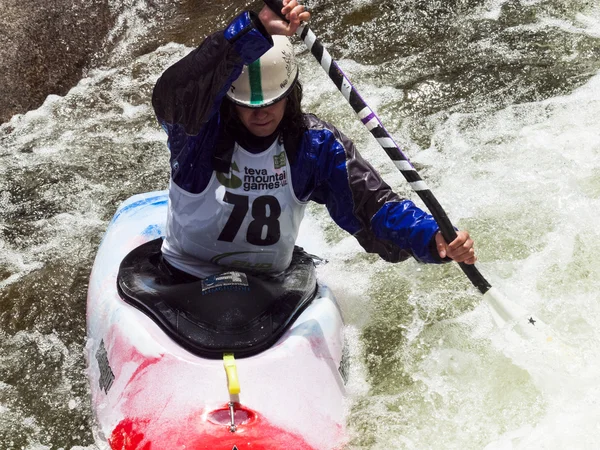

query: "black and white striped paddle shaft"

left=263, top=0, right=491, bottom=294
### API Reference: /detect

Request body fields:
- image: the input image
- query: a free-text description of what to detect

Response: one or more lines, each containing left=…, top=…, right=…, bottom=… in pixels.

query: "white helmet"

left=227, top=35, right=298, bottom=108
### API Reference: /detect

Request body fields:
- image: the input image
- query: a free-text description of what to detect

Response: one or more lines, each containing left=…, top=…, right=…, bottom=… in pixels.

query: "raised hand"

left=259, top=0, right=310, bottom=36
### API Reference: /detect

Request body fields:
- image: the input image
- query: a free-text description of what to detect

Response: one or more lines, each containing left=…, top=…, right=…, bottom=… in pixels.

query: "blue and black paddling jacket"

left=151, top=10, right=447, bottom=265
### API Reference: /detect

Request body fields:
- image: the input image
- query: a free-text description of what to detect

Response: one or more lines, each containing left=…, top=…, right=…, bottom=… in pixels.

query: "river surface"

left=1, top=0, right=600, bottom=448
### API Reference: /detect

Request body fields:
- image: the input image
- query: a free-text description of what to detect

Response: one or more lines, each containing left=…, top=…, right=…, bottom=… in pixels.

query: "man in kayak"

left=151, top=0, right=476, bottom=279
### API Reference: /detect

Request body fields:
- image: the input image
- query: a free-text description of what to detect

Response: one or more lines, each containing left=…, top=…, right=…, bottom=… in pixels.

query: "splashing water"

left=1, top=0, right=599, bottom=448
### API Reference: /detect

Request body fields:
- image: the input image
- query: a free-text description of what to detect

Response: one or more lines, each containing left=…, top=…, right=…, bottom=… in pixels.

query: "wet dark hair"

left=279, top=81, right=306, bottom=144
left=218, top=81, right=306, bottom=158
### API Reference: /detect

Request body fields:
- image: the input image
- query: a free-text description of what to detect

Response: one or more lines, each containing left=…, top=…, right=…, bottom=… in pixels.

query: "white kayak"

left=86, top=191, right=348, bottom=450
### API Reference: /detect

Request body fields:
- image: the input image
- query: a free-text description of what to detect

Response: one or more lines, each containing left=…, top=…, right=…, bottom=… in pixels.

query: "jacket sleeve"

left=151, top=12, right=272, bottom=192
left=304, top=116, right=444, bottom=264
left=152, top=11, right=272, bottom=135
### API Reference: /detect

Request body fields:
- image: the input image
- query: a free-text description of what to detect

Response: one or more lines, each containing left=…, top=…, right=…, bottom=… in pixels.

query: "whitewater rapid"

left=1, top=0, right=599, bottom=448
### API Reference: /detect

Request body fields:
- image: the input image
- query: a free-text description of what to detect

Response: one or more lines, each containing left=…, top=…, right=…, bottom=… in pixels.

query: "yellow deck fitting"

left=223, top=353, right=240, bottom=395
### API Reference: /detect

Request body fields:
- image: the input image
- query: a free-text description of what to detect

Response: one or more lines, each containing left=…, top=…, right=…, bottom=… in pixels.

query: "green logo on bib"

left=217, top=161, right=242, bottom=189
left=273, top=152, right=286, bottom=169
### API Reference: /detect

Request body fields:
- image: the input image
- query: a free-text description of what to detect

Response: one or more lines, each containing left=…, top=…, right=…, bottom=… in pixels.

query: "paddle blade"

left=483, top=287, right=527, bottom=327
left=483, top=287, right=553, bottom=341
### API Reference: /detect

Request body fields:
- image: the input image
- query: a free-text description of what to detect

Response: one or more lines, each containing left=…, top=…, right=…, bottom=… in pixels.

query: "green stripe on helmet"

left=248, top=59, right=263, bottom=105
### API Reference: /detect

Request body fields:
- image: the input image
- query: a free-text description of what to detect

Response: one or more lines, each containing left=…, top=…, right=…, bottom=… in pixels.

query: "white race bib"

left=162, top=139, right=307, bottom=278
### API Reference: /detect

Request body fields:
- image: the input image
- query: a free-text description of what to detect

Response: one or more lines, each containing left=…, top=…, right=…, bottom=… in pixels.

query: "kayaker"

left=151, top=0, right=476, bottom=279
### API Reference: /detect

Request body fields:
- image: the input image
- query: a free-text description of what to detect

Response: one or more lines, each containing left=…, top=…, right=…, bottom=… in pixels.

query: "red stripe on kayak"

left=128, top=355, right=162, bottom=383
left=109, top=409, right=320, bottom=450
left=109, top=419, right=151, bottom=450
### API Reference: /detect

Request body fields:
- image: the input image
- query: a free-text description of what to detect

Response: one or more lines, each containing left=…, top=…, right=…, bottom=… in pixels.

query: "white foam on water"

left=402, top=73, right=600, bottom=447
left=103, top=0, right=171, bottom=66
left=26, top=446, right=99, bottom=450
left=296, top=13, right=600, bottom=444
left=0, top=329, right=94, bottom=449
left=0, top=42, right=189, bottom=449
left=0, top=43, right=187, bottom=292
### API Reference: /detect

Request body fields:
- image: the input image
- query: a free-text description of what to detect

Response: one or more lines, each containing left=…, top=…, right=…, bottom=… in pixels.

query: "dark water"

left=0, top=0, right=112, bottom=124
left=1, top=0, right=599, bottom=448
